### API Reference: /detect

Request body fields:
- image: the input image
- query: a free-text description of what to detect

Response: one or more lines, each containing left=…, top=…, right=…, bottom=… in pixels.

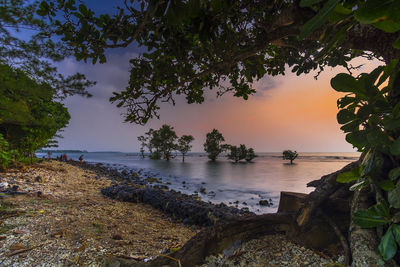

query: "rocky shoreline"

left=102, top=184, right=254, bottom=226
left=68, top=160, right=256, bottom=226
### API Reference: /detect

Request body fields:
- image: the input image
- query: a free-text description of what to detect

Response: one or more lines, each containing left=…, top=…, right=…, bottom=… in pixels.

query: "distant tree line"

left=138, top=126, right=257, bottom=163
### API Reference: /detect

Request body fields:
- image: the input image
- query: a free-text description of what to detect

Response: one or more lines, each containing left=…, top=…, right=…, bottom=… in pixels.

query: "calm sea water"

left=37, top=152, right=360, bottom=214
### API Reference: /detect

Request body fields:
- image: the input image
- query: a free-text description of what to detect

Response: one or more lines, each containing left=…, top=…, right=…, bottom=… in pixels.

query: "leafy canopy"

left=39, top=0, right=399, bottom=124
left=0, top=64, right=70, bottom=157
left=0, top=0, right=94, bottom=98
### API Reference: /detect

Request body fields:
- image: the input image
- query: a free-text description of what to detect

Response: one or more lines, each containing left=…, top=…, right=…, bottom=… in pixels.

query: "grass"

left=0, top=223, right=18, bottom=234
left=92, top=222, right=104, bottom=234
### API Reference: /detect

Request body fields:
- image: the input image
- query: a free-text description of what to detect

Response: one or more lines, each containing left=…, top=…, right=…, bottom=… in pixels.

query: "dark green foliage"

left=204, top=129, right=225, bottom=162
left=150, top=125, right=178, bottom=161
left=227, top=145, right=247, bottom=163
left=0, top=133, right=15, bottom=170
left=0, top=64, right=70, bottom=161
left=282, top=150, right=298, bottom=164
left=138, top=125, right=193, bottom=161
left=227, top=145, right=257, bottom=163
left=245, top=148, right=257, bottom=162
left=0, top=0, right=94, bottom=99
left=177, top=135, right=194, bottom=162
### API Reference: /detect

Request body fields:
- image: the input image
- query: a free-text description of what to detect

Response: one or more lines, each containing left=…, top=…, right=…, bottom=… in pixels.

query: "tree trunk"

left=296, top=160, right=360, bottom=228
left=349, top=188, right=395, bottom=267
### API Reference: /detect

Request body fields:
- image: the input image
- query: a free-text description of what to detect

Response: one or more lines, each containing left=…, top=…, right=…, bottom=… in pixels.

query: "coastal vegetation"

left=177, top=135, right=195, bottom=162
left=0, top=64, right=70, bottom=166
left=227, top=144, right=257, bottom=163
left=203, top=129, right=226, bottom=162
left=0, top=1, right=93, bottom=168
left=283, top=150, right=298, bottom=165
left=137, top=125, right=194, bottom=161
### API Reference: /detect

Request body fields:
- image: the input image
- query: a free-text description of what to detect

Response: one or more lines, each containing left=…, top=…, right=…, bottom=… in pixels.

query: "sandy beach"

left=0, top=160, right=198, bottom=266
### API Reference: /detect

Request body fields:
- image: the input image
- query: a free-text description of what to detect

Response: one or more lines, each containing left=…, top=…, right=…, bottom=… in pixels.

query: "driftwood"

left=297, top=160, right=360, bottom=228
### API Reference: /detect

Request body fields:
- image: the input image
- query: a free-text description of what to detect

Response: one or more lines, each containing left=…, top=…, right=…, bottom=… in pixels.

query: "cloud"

left=253, top=75, right=280, bottom=98
left=57, top=52, right=138, bottom=100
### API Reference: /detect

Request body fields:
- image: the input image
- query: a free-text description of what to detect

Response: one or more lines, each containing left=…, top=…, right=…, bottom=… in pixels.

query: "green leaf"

left=300, top=0, right=323, bottom=7
left=340, top=120, right=361, bottom=133
left=337, top=96, right=356, bottom=108
left=378, top=59, right=399, bottom=87
left=390, top=137, right=400, bottom=156
left=392, top=224, right=400, bottom=244
left=389, top=185, right=400, bottom=208
left=378, top=180, right=395, bottom=192
left=353, top=210, right=387, bottom=228
left=336, top=167, right=361, bottom=183
left=366, top=129, right=390, bottom=149
left=385, top=119, right=400, bottom=131
left=355, top=0, right=395, bottom=24
left=379, top=226, right=397, bottom=260
left=370, top=200, right=390, bottom=218
left=333, top=4, right=352, bottom=15
left=389, top=167, right=400, bottom=181
left=373, top=20, right=400, bottom=33
left=394, top=36, right=400, bottom=49
left=331, top=73, right=358, bottom=92
left=299, top=0, right=340, bottom=39
left=337, top=109, right=355, bottom=124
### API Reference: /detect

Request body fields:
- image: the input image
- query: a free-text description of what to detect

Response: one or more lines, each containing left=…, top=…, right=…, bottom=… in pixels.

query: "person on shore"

left=47, top=151, right=52, bottom=160
left=62, top=154, right=67, bottom=162
left=79, top=154, right=84, bottom=163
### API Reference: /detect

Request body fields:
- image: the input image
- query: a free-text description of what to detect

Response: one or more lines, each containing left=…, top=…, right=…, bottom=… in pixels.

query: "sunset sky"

left=53, top=1, right=380, bottom=153
left=56, top=51, right=380, bottom=153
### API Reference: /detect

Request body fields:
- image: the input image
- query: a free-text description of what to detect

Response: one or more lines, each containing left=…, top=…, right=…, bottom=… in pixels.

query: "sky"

left=52, top=1, right=379, bottom=153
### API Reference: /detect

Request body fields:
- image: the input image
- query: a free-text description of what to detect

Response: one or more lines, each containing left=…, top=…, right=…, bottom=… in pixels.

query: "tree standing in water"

left=204, top=129, right=225, bottom=162
left=283, top=150, right=298, bottom=164
left=177, top=135, right=194, bottom=162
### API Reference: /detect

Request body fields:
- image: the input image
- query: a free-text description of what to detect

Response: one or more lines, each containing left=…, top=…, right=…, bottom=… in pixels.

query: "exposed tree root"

left=321, top=210, right=350, bottom=266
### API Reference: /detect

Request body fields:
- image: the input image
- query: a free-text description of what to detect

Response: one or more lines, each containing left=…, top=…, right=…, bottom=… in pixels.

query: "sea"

left=36, top=152, right=360, bottom=214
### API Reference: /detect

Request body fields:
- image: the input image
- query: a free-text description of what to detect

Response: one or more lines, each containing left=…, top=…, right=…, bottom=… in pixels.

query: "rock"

left=259, top=200, right=272, bottom=206
left=200, top=187, right=206, bottom=194
left=101, top=185, right=254, bottom=226
left=145, top=177, right=161, bottom=184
